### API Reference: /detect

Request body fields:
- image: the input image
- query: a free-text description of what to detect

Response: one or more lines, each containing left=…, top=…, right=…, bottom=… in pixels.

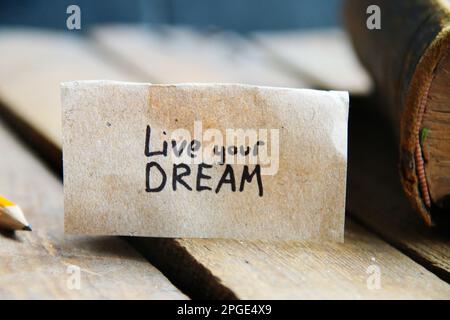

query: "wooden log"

left=90, top=26, right=450, bottom=285
left=0, top=121, right=187, bottom=299
left=1, top=28, right=449, bottom=299
left=344, top=0, right=450, bottom=225
left=347, top=102, right=450, bottom=282
left=422, top=54, right=450, bottom=213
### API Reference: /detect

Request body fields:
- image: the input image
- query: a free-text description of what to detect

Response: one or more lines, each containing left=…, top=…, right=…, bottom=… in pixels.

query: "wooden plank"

left=253, top=28, right=450, bottom=281
left=92, top=25, right=217, bottom=83
left=92, top=26, right=450, bottom=287
left=0, top=29, right=141, bottom=153
left=253, top=28, right=372, bottom=94
left=1, top=28, right=449, bottom=299
left=92, top=25, right=306, bottom=87
left=132, top=221, right=450, bottom=299
left=166, top=27, right=307, bottom=87
left=83, top=26, right=450, bottom=297
left=0, top=121, right=187, bottom=299
left=347, top=104, right=450, bottom=282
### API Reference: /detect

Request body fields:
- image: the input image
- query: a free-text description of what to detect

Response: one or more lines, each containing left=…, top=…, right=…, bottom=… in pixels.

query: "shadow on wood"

left=347, top=99, right=450, bottom=282
left=0, top=229, right=21, bottom=242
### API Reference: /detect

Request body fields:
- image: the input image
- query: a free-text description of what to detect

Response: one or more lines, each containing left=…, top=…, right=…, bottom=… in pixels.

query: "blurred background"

left=0, top=0, right=372, bottom=153
left=2, top=0, right=450, bottom=301
left=0, top=0, right=342, bottom=32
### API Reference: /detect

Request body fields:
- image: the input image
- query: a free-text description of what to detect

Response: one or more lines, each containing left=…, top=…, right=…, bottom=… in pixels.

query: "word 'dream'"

left=62, top=81, right=348, bottom=241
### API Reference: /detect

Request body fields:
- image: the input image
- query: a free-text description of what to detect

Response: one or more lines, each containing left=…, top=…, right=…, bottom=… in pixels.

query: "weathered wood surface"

left=92, top=25, right=305, bottom=87
left=91, top=26, right=450, bottom=288
left=347, top=105, right=450, bottom=282
left=132, top=221, right=450, bottom=299
left=0, top=121, right=187, bottom=299
left=252, top=29, right=372, bottom=94
left=0, top=29, right=140, bottom=151
left=422, top=53, right=450, bottom=210
left=0, top=27, right=449, bottom=299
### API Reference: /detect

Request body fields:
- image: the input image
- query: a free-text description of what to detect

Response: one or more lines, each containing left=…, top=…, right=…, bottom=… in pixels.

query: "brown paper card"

left=62, top=81, right=348, bottom=241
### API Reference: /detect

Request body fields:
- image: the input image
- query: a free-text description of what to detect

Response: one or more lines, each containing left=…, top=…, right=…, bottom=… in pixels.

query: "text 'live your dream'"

left=144, top=121, right=280, bottom=197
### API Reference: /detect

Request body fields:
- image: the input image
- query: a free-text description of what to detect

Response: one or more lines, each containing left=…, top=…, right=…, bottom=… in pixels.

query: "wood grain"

left=0, top=121, right=187, bottom=299
left=347, top=105, right=450, bottom=282
left=0, top=27, right=449, bottom=299
left=422, top=52, right=450, bottom=209
left=90, top=26, right=450, bottom=289
left=344, top=0, right=450, bottom=224
left=132, top=221, right=450, bottom=299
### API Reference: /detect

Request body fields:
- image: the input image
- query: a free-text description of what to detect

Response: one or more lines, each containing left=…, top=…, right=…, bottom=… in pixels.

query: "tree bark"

left=344, top=0, right=450, bottom=225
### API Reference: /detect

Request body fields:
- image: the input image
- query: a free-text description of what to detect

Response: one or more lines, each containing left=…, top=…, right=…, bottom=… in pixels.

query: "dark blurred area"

left=0, top=0, right=342, bottom=32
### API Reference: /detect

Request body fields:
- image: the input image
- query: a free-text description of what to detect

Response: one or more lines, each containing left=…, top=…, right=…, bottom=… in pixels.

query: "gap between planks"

left=90, top=24, right=450, bottom=286
left=0, top=120, right=187, bottom=299
left=347, top=103, right=450, bottom=283
left=0, top=27, right=449, bottom=299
